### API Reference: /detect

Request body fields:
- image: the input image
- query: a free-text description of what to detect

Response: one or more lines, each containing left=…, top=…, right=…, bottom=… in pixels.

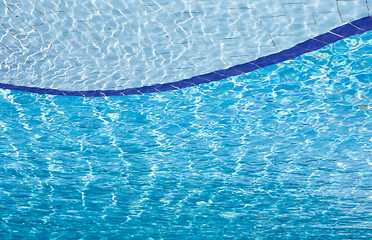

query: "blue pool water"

left=0, top=31, right=371, bottom=239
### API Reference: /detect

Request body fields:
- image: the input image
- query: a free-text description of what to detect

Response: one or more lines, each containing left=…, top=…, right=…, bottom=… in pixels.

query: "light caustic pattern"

left=0, top=29, right=371, bottom=239
left=0, top=0, right=370, bottom=92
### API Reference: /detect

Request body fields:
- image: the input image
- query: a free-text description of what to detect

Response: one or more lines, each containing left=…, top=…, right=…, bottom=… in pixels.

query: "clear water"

left=0, top=31, right=371, bottom=239
left=3, top=0, right=368, bottom=91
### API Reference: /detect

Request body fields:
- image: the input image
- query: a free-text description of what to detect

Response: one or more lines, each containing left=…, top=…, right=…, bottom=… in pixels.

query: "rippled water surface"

left=2, top=0, right=369, bottom=91
left=0, top=31, right=371, bottom=239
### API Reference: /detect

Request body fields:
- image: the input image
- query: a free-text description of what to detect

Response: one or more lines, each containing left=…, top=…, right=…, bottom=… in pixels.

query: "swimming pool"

left=1, top=0, right=371, bottom=95
left=1, top=0, right=372, bottom=239
left=0, top=28, right=371, bottom=239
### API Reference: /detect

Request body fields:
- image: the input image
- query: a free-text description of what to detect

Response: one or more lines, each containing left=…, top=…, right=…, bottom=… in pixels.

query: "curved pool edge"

left=1, top=16, right=371, bottom=97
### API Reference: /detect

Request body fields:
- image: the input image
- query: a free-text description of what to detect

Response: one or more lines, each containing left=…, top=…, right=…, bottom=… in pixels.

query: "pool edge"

left=1, top=16, right=371, bottom=97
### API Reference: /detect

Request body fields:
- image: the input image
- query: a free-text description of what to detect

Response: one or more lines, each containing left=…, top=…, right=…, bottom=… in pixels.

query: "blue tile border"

left=1, top=16, right=371, bottom=97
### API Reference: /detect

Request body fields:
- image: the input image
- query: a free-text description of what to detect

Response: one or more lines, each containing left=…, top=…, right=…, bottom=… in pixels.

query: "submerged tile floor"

left=0, top=0, right=370, bottom=94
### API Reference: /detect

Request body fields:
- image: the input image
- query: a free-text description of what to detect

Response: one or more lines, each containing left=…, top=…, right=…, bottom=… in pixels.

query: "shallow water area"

left=0, top=0, right=370, bottom=92
left=0, top=31, right=371, bottom=239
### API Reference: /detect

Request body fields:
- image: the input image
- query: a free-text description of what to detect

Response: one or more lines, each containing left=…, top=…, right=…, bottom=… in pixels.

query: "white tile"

left=307, top=0, right=339, bottom=13
left=313, top=12, right=343, bottom=33
left=282, top=3, right=316, bottom=25
left=337, top=0, right=369, bottom=23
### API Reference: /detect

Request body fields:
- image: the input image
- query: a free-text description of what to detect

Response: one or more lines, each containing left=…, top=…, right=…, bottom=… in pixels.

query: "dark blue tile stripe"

left=1, top=16, right=371, bottom=97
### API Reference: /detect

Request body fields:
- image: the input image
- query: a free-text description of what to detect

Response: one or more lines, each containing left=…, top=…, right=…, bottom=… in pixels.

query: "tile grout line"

left=336, top=0, right=345, bottom=24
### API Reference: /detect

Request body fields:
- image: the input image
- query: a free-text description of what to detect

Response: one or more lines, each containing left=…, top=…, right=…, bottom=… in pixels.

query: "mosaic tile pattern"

left=0, top=0, right=370, bottom=94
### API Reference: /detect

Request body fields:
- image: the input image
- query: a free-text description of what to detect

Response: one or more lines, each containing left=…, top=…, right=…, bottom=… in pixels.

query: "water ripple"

left=0, top=29, right=371, bottom=239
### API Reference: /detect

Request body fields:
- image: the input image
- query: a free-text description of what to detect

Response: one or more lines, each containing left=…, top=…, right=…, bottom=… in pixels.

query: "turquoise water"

left=0, top=31, right=371, bottom=239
